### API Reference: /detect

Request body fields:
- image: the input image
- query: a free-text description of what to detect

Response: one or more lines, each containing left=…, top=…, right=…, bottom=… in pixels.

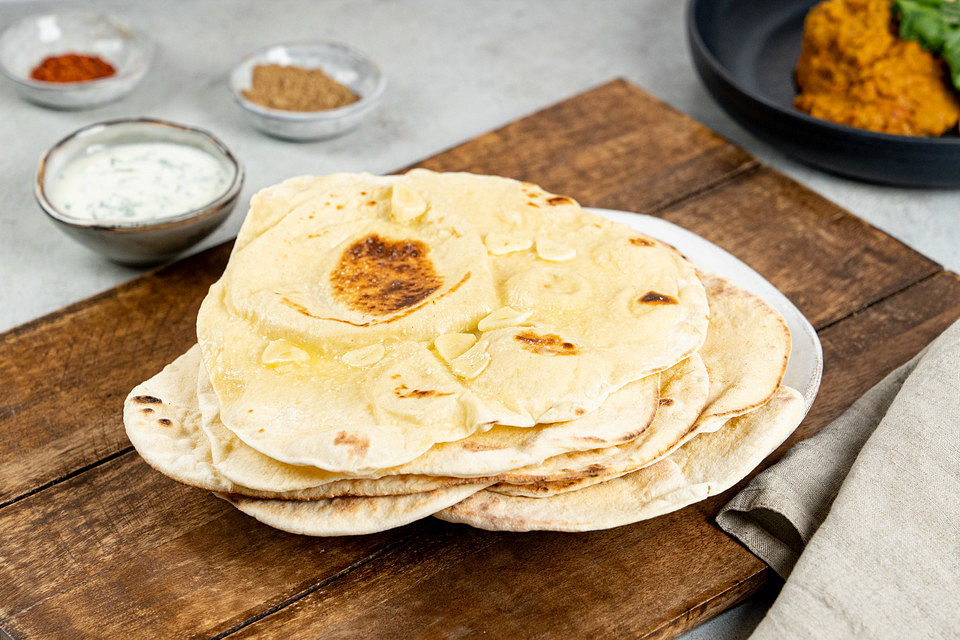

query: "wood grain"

left=643, top=167, right=941, bottom=328
left=0, top=79, right=957, bottom=640
left=0, top=454, right=421, bottom=639
left=4, top=269, right=957, bottom=640
left=0, top=245, right=230, bottom=506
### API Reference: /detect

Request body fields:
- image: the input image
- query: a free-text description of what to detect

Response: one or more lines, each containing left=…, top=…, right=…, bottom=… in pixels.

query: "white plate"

left=589, top=208, right=822, bottom=418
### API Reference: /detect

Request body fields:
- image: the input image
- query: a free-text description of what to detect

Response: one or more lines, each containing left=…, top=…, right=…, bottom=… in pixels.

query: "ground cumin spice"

left=30, top=53, right=116, bottom=82
left=242, top=64, right=360, bottom=112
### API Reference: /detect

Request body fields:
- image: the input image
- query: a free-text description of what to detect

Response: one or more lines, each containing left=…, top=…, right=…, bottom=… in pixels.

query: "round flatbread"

left=693, top=272, right=791, bottom=432
left=492, top=353, right=708, bottom=492
left=124, top=348, right=486, bottom=500
left=198, top=355, right=660, bottom=492
left=489, top=274, right=791, bottom=497
left=222, top=483, right=489, bottom=537
left=197, top=170, right=709, bottom=472
left=435, top=386, right=804, bottom=532
left=125, top=347, right=660, bottom=501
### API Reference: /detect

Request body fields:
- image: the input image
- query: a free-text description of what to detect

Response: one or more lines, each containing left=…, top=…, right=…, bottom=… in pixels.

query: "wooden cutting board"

left=2, top=79, right=958, bottom=640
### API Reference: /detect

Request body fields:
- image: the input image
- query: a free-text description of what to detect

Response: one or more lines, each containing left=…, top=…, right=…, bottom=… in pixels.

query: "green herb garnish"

left=894, top=0, right=960, bottom=89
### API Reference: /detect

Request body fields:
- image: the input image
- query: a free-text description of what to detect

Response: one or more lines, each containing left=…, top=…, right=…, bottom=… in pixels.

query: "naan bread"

left=125, top=347, right=659, bottom=500
left=198, top=356, right=659, bottom=492
left=436, top=386, right=804, bottom=532
left=491, top=354, right=708, bottom=494
left=124, top=348, right=485, bottom=500
left=122, top=168, right=802, bottom=540
left=125, top=348, right=236, bottom=494
left=197, top=170, right=709, bottom=472
left=222, top=483, right=489, bottom=537
left=489, top=275, right=791, bottom=497
left=693, top=272, right=791, bottom=432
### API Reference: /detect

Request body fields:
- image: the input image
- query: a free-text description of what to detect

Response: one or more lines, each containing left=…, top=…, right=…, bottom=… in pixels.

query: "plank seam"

left=0, top=446, right=133, bottom=511
left=208, top=532, right=418, bottom=640
left=642, top=159, right=761, bottom=218
left=815, top=270, right=950, bottom=334
left=0, top=279, right=159, bottom=343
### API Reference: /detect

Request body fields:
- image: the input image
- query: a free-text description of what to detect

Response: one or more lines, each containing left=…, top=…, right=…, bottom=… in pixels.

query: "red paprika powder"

left=30, top=53, right=116, bottom=83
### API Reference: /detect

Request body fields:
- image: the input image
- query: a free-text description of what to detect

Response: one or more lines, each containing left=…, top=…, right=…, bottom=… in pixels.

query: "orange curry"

left=794, top=0, right=960, bottom=136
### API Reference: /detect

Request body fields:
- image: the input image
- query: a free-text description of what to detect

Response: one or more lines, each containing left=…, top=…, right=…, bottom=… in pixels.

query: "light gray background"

left=0, top=0, right=955, bottom=637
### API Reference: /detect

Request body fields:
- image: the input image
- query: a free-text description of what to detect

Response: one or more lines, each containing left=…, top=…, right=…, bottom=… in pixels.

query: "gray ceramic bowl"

left=0, top=11, right=152, bottom=109
left=36, top=119, right=243, bottom=266
left=228, top=41, right=385, bottom=141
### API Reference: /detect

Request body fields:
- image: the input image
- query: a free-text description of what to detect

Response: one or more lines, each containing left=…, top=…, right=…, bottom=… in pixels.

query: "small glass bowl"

left=36, top=119, right=244, bottom=266
left=229, top=41, right=386, bottom=141
left=0, top=11, right=152, bottom=110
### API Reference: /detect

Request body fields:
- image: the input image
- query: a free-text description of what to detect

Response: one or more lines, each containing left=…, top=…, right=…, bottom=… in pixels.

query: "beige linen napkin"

left=716, top=318, right=960, bottom=639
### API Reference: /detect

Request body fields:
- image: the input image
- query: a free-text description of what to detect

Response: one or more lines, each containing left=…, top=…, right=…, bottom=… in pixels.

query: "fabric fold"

left=716, top=318, right=960, bottom=639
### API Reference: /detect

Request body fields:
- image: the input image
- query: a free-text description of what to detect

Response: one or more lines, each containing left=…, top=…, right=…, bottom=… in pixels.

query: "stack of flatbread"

left=124, top=169, right=803, bottom=535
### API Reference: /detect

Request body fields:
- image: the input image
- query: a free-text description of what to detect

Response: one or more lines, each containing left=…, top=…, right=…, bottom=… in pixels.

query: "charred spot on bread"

left=330, top=235, right=442, bottom=316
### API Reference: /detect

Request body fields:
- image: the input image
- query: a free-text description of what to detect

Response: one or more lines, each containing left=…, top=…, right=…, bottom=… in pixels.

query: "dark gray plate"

left=687, top=0, right=960, bottom=187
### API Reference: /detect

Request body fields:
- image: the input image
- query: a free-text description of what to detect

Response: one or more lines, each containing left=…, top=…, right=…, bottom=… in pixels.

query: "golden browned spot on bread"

left=157, top=418, right=172, bottom=427
left=461, top=441, right=506, bottom=452
left=366, top=201, right=376, bottom=206
left=639, top=291, right=678, bottom=305
left=526, top=202, right=540, bottom=208
left=133, top=395, right=162, bottom=404
left=675, top=421, right=702, bottom=443
left=514, top=331, right=580, bottom=356
left=336, top=204, right=344, bottom=210
left=659, top=398, right=674, bottom=406
left=546, top=196, right=573, bottom=206
left=574, top=408, right=585, bottom=416
left=140, top=407, right=153, bottom=415
left=333, top=431, right=370, bottom=457
left=583, top=463, right=606, bottom=477
left=333, top=497, right=365, bottom=514
left=393, top=383, right=452, bottom=399
left=510, top=482, right=554, bottom=494
left=330, top=235, right=442, bottom=316
left=506, top=475, right=592, bottom=494
left=618, top=429, right=646, bottom=442
left=279, top=271, right=471, bottom=328
left=629, top=237, right=654, bottom=247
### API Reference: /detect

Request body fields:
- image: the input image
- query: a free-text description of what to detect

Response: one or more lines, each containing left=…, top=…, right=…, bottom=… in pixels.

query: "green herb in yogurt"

left=48, top=142, right=231, bottom=222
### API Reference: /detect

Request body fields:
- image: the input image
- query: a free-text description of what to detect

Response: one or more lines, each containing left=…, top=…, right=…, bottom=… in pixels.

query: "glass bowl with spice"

left=0, top=11, right=152, bottom=110
left=229, top=41, right=385, bottom=141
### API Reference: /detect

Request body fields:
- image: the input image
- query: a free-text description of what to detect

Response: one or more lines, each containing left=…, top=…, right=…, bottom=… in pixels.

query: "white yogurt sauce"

left=48, top=142, right=231, bottom=222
